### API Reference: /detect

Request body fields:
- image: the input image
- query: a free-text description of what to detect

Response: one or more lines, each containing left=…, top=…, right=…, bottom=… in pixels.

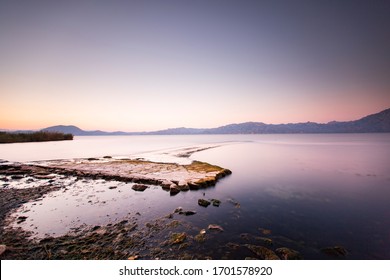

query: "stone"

left=321, top=246, right=348, bottom=257
left=211, top=199, right=221, bottom=207
left=170, top=232, right=187, bottom=245
left=170, top=185, right=180, bottom=195
left=17, top=216, right=28, bottom=224
left=198, top=199, right=211, bottom=207
left=208, top=224, right=224, bottom=232
left=132, top=184, right=148, bottom=192
left=0, top=245, right=6, bottom=256
left=180, top=211, right=196, bottom=216
left=276, top=247, right=303, bottom=260
left=227, top=198, right=240, bottom=208
left=245, top=244, right=280, bottom=260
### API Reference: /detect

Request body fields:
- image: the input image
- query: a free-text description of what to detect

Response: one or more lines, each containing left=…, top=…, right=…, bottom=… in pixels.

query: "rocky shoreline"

left=0, top=158, right=234, bottom=259
left=0, top=159, right=347, bottom=260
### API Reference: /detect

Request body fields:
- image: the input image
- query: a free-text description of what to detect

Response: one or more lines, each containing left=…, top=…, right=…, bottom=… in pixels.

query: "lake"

left=1, top=134, right=390, bottom=259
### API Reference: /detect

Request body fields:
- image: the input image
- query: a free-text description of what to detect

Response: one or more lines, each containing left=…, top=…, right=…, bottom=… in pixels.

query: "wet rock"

left=170, top=232, right=187, bottom=245
left=132, top=184, right=148, bottom=192
left=276, top=247, right=303, bottom=260
left=245, top=244, right=280, bottom=260
left=226, top=242, right=240, bottom=250
left=194, top=229, right=206, bottom=243
left=259, top=228, right=272, bottom=235
left=179, top=210, right=197, bottom=216
left=178, top=184, right=189, bottom=191
left=91, top=225, right=101, bottom=231
left=208, top=224, right=224, bottom=232
left=0, top=245, right=6, bottom=256
left=11, top=175, right=24, bottom=180
left=256, top=237, right=273, bottom=246
left=211, top=199, right=221, bottom=207
left=227, top=198, right=240, bottom=208
left=17, top=216, right=28, bottom=224
left=108, top=186, right=117, bottom=189
left=198, top=199, right=211, bottom=207
left=170, top=185, right=180, bottom=195
left=321, top=246, right=348, bottom=257
left=87, top=158, right=99, bottom=161
left=34, top=174, right=56, bottom=179
left=174, top=207, right=183, bottom=213
left=103, top=156, right=112, bottom=159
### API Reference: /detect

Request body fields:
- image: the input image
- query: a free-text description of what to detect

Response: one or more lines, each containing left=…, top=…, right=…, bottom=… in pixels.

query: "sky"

left=1, top=0, right=390, bottom=131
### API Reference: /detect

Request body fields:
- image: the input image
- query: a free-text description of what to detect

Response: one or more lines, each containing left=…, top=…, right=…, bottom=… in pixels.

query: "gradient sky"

left=1, top=0, right=390, bottom=131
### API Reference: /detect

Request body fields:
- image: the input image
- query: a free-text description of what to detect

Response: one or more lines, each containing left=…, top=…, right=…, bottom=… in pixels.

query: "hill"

left=41, top=108, right=390, bottom=135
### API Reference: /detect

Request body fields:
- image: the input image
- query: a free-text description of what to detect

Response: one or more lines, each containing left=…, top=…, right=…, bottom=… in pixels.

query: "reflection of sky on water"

left=4, top=134, right=390, bottom=259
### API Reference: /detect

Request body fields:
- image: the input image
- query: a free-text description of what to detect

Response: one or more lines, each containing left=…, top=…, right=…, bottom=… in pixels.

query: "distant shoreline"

left=0, top=131, right=73, bottom=144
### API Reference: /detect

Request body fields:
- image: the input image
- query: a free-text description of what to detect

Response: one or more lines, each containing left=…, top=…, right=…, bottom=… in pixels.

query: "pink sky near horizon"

left=1, top=1, right=390, bottom=132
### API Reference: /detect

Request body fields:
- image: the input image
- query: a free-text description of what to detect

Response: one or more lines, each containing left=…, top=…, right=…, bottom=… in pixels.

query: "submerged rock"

left=245, top=244, right=280, bottom=260
left=194, top=229, right=207, bottom=243
left=198, top=199, right=211, bottom=207
left=321, top=246, right=348, bottom=257
left=227, top=198, right=240, bottom=208
left=208, top=224, right=224, bottom=232
left=170, top=185, right=180, bottom=195
left=276, top=247, right=303, bottom=260
left=170, top=232, right=187, bottom=245
left=211, top=199, right=221, bottom=207
left=0, top=245, right=6, bottom=256
left=17, top=216, right=28, bottom=224
left=132, top=184, right=148, bottom=192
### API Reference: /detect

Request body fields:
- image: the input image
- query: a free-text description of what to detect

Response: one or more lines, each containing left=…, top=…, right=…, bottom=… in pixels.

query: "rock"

left=195, top=233, right=206, bottom=243
left=211, top=199, right=221, bottom=207
left=245, top=244, right=280, bottom=260
left=108, top=186, right=117, bottom=189
left=227, top=198, right=240, bottom=208
left=11, top=175, right=24, bottom=180
left=259, top=228, right=272, bottom=235
left=91, top=225, right=101, bottom=231
left=198, top=199, right=211, bottom=207
left=174, top=207, right=183, bottom=213
left=132, top=184, right=148, bottom=192
left=177, top=184, right=190, bottom=191
left=194, top=229, right=207, bottom=243
left=0, top=245, right=6, bottom=256
left=170, top=232, right=187, bottom=245
left=276, top=247, right=303, bottom=260
left=34, top=174, right=56, bottom=179
left=208, top=224, right=224, bottom=232
left=226, top=242, right=240, bottom=250
left=180, top=211, right=196, bottom=216
left=321, top=246, right=348, bottom=257
left=170, top=185, right=180, bottom=195
left=256, top=237, right=273, bottom=246
left=103, top=156, right=112, bottom=159
left=17, top=216, right=28, bottom=224
left=178, top=180, right=188, bottom=189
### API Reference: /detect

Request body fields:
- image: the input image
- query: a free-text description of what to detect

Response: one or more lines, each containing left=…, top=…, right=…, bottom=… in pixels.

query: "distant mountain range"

left=34, top=107, right=390, bottom=135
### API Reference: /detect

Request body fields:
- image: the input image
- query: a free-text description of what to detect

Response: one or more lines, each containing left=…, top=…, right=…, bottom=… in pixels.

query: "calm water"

left=2, top=134, right=390, bottom=259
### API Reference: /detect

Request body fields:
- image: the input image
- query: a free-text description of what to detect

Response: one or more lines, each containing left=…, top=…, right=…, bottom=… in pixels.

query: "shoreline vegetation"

left=0, top=131, right=73, bottom=144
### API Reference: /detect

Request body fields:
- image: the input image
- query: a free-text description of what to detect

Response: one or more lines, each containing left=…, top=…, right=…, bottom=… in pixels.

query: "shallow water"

left=2, top=134, right=390, bottom=259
